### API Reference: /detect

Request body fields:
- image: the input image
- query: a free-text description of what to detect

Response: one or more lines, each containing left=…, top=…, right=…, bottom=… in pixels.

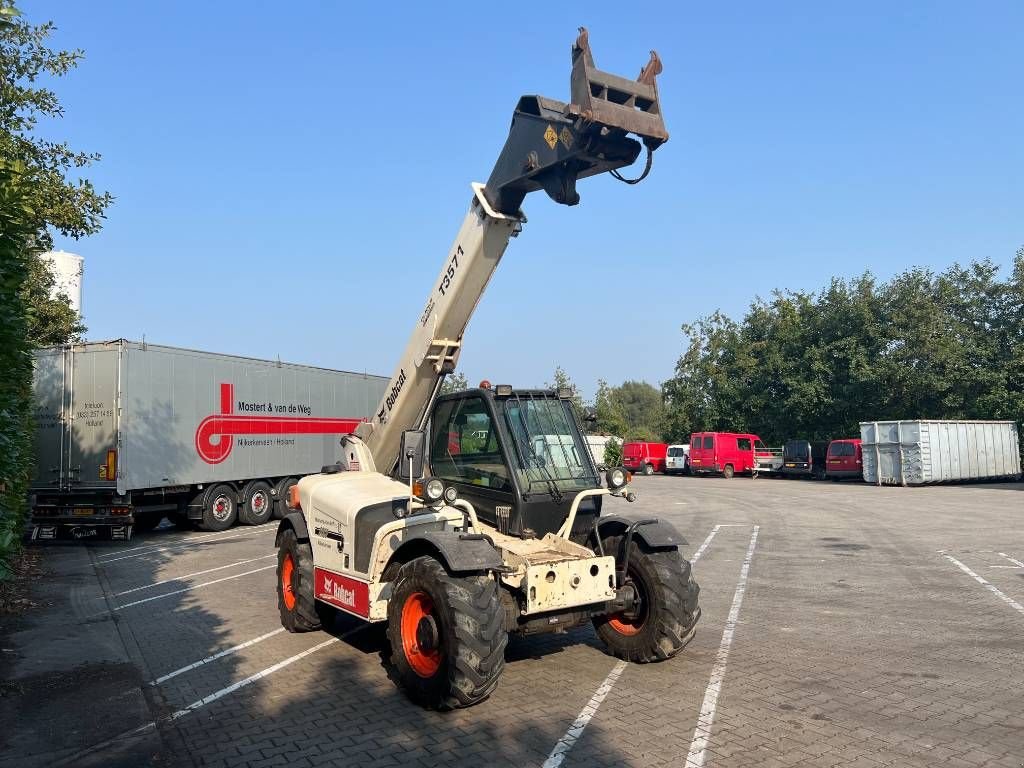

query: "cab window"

left=430, top=397, right=512, bottom=491
left=737, top=437, right=752, bottom=451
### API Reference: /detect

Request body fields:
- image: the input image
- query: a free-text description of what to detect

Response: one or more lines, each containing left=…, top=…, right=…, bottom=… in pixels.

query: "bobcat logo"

left=322, top=576, right=356, bottom=608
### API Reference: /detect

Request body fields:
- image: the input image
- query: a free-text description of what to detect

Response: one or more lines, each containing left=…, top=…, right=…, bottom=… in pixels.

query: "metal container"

left=32, top=340, right=387, bottom=496
left=860, top=420, right=1021, bottom=486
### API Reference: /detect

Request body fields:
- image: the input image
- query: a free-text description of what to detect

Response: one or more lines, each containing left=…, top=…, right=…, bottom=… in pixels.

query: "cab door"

left=429, top=395, right=516, bottom=534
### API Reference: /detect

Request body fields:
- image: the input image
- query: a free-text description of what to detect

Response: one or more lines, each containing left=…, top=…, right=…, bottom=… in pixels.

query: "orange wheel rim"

left=607, top=568, right=647, bottom=636
left=281, top=553, right=296, bottom=610
left=401, top=591, right=442, bottom=678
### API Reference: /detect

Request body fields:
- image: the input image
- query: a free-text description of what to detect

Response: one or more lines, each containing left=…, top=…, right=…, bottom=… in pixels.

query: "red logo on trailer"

left=314, top=567, right=370, bottom=617
left=194, top=383, right=365, bottom=464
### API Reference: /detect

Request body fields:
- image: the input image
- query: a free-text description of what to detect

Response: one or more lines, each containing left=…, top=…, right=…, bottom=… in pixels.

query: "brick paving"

left=5, top=477, right=1024, bottom=767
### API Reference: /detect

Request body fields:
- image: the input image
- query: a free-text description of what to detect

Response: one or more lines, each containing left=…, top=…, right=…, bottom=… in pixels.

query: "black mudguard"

left=275, top=511, right=309, bottom=546
left=596, top=515, right=687, bottom=551
left=396, top=531, right=503, bottom=573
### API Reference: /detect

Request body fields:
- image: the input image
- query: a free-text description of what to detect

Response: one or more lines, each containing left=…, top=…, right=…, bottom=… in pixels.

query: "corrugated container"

left=860, top=420, right=1021, bottom=486
left=32, top=339, right=388, bottom=495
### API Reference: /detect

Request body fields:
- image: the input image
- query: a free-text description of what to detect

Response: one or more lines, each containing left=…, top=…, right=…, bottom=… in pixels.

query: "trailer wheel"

left=642, top=463, right=654, bottom=476
left=722, top=464, right=735, bottom=479
left=277, top=528, right=322, bottom=632
left=199, top=484, right=237, bottom=531
left=594, top=537, right=700, bottom=663
left=239, top=481, right=274, bottom=526
left=383, top=556, right=506, bottom=710
left=273, top=478, right=297, bottom=520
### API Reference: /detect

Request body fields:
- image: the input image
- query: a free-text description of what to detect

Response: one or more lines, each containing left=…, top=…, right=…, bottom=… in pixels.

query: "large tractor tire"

left=277, top=528, right=322, bottom=633
left=383, top=556, right=506, bottom=710
left=239, top=480, right=274, bottom=526
left=594, top=537, right=700, bottom=663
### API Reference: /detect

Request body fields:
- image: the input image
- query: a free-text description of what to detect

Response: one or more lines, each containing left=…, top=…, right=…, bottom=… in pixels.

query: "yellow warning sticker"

left=559, top=127, right=573, bottom=150
left=543, top=124, right=558, bottom=150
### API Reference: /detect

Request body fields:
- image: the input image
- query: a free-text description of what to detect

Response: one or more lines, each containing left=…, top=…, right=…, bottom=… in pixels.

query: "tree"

left=545, top=366, right=585, bottom=414
left=440, top=370, right=469, bottom=395
left=21, top=252, right=85, bottom=345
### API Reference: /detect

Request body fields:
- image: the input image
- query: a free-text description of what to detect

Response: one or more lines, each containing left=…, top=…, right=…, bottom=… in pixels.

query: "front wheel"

left=383, top=557, right=506, bottom=710
left=277, top=528, right=322, bottom=633
left=594, top=537, right=700, bottom=663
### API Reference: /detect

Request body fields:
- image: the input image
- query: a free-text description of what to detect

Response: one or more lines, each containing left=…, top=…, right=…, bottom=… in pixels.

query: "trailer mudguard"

left=275, top=512, right=310, bottom=546
left=596, top=516, right=687, bottom=551
left=392, top=531, right=503, bottom=574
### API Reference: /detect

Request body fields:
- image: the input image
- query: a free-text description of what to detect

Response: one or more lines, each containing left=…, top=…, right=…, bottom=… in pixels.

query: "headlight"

left=424, top=478, right=445, bottom=502
left=607, top=467, right=627, bottom=489
left=443, top=486, right=459, bottom=504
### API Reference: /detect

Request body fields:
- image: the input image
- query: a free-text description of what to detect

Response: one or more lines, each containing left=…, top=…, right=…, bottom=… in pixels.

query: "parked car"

left=622, top=441, right=668, bottom=475
left=665, top=444, right=690, bottom=475
left=781, top=439, right=830, bottom=479
left=825, top=438, right=863, bottom=481
left=689, top=432, right=773, bottom=478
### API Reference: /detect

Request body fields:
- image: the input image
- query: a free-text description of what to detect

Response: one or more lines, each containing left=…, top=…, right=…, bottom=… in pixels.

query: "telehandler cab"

left=276, top=29, right=701, bottom=709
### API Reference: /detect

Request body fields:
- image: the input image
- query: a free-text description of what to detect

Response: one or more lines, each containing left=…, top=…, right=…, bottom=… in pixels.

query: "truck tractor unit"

left=276, top=29, right=701, bottom=709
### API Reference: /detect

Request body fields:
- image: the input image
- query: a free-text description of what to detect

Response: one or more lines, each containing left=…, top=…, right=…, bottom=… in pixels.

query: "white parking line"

left=97, top=525, right=273, bottom=560
left=97, top=527, right=275, bottom=564
left=168, top=637, right=340, bottom=720
left=150, top=627, right=287, bottom=685
left=54, top=633, right=345, bottom=767
left=115, top=555, right=276, bottom=597
left=542, top=661, right=626, bottom=768
left=942, top=553, right=1024, bottom=617
left=542, top=523, right=725, bottom=768
left=998, top=552, right=1024, bottom=568
left=684, top=525, right=760, bottom=768
left=114, top=565, right=276, bottom=610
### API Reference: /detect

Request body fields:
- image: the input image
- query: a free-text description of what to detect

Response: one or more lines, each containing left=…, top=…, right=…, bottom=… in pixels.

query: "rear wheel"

left=277, top=528, right=322, bottom=633
left=199, top=484, right=237, bottom=531
left=239, top=480, right=274, bottom=525
left=642, top=463, right=654, bottom=476
left=383, top=556, right=506, bottom=710
left=594, top=537, right=700, bottom=663
left=722, top=464, right=735, bottom=479
left=273, top=477, right=297, bottom=520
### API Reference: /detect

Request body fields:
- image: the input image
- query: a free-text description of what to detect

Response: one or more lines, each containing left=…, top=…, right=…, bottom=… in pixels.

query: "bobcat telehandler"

left=276, top=29, right=701, bottom=709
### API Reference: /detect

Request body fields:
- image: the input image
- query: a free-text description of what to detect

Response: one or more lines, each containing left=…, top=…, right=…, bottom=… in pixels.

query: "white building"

left=40, top=250, right=84, bottom=314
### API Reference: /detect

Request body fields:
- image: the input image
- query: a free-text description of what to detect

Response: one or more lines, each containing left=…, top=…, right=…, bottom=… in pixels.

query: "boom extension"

left=353, top=29, right=669, bottom=475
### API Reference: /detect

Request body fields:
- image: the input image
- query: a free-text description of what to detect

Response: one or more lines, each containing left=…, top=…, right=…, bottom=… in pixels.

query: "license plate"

left=829, top=460, right=840, bottom=464
left=785, top=463, right=795, bottom=467
left=73, top=508, right=93, bottom=516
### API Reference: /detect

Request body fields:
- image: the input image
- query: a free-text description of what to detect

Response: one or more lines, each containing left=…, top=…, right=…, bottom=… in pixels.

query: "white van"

left=665, top=444, right=690, bottom=475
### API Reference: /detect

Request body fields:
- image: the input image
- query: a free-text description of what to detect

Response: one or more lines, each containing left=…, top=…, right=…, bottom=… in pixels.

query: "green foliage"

left=545, top=366, right=585, bottom=414
left=439, top=370, right=469, bottom=396
left=602, top=437, right=622, bottom=468
left=662, top=255, right=1024, bottom=448
left=594, top=378, right=665, bottom=441
left=22, top=252, right=85, bottom=345
left=0, top=4, right=109, bottom=578
left=0, top=158, right=35, bottom=578
left=0, top=2, right=112, bottom=243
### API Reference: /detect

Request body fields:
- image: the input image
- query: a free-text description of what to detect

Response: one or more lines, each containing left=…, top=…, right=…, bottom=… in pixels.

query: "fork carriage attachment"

left=483, top=27, right=669, bottom=216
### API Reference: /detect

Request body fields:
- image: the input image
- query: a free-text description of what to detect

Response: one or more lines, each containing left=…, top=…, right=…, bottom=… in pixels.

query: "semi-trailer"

left=29, top=339, right=387, bottom=540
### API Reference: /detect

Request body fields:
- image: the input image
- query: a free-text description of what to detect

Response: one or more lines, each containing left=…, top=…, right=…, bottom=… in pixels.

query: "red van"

left=689, top=432, right=770, bottom=478
left=622, top=442, right=668, bottom=475
left=825, top=438, right=863, bottom=480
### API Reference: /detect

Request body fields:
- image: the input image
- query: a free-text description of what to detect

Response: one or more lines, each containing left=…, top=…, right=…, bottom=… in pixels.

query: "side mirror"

left=397, top=430, right=426, bottom=481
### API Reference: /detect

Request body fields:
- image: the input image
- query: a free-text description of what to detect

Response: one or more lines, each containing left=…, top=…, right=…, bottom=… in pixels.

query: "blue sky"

left=35, top=2, right=1023, bottom=400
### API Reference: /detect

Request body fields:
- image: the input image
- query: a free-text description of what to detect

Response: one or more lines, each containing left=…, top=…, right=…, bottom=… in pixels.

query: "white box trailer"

left=30, top=340, right=387, bottom=540
left=860, top=419, right=1021, bottom=486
